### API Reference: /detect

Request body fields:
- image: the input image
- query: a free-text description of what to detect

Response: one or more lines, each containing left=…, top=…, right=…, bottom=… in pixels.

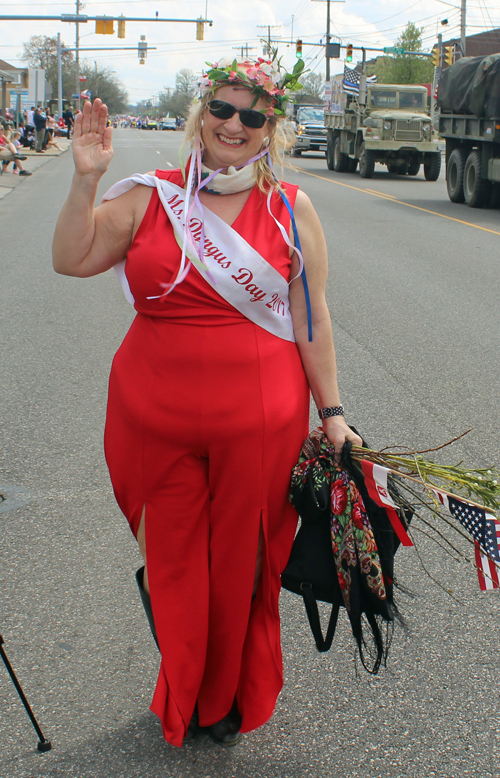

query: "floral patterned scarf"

left=290, top=428, right=400, bottom=672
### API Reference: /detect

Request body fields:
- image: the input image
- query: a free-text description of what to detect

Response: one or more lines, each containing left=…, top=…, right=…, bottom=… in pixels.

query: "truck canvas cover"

left=437, top=53, right=500, bottom=118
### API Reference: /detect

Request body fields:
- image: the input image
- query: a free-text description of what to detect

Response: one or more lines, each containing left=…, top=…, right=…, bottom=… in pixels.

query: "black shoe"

left=206, top=700, right=242, bottom=747
left=36, top=149, right=45, bottom=153
left=183, top=706, right=199, bottom=743
left=135, top=566, right=159, bottom=649
left=19, top=170, right=32, bottom=176
left=14, top=154, right=27, bottom=160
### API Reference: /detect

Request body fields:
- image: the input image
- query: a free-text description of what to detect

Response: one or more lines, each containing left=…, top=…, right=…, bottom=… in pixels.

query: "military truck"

left=290, top=104, right=328, bottom=157
left=324, top=76, right=444, bottom=179
left=437, top=54, right=500, bottom=208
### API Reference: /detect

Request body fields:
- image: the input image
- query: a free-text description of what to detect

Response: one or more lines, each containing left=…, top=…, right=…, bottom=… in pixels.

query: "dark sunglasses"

left=208, top=100, right=268, bottom=129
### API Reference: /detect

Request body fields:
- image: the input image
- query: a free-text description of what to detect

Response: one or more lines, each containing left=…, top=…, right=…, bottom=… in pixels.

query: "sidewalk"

left=0, top=139, right=71, bottom=200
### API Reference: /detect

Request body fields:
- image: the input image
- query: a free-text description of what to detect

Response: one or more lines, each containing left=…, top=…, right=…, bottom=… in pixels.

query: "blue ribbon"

left=276, top=187, right=313, bottom=342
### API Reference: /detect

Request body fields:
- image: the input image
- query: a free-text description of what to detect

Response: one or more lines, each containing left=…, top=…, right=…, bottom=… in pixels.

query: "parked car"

left=145, top=119, right=158, bottom=130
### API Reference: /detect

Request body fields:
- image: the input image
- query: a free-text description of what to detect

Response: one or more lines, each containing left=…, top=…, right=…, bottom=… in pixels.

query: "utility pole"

left=326, top=0, right=331, bottom=82
left=57, top=33, right=63, bottom=118
left=232, top=44, right=255, bottom=59
left=257, top=24, right=280, bottom=57
left=75, top=0, right=81, bottom=110
left=461, top=0, right=466, bottom=56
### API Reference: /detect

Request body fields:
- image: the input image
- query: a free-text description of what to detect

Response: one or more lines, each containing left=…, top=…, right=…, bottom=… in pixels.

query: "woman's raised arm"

left=52, top=99, right=140, bottom=278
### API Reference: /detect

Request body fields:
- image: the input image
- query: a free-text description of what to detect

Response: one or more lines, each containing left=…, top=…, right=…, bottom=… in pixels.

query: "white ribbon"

left=101, top=174, right=296, bottom=343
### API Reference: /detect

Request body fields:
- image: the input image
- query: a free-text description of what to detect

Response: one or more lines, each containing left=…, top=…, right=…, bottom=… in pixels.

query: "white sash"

left=101, top=174, right=295, bottom=343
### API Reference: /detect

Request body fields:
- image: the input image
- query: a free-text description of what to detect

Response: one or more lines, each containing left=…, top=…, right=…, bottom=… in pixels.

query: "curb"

left=0, top=140, right=71, bottom=200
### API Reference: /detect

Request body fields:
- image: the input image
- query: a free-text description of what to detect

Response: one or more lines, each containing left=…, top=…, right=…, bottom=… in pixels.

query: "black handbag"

left=282, top=427, right=412, bottom=673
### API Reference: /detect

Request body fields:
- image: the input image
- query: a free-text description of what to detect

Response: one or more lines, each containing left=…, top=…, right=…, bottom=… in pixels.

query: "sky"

left=1, top=0, right=499, bottom=104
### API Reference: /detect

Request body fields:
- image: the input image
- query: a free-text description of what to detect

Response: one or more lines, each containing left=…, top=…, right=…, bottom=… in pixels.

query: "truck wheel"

left=333, top=137, right=349, bottom=172
left=387, top=163, right=398, bottom=174
left=291, top=148, right=302, bottom=158
left=359, top=144, right=375, bottom=178
left=407, top=160, right=420, bottom=176
left=464, top=149, right=491, bottom=207
left=348, top=157, right=358, bottom=173
left=446, top=148, right=466, bottom=202
left=423, top=152, right=441, bottom=181
left=326, top=138, right=335, bottom=170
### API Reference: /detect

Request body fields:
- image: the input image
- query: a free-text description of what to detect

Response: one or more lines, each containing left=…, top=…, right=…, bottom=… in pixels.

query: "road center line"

left=298, top=169, right=500, bottom=237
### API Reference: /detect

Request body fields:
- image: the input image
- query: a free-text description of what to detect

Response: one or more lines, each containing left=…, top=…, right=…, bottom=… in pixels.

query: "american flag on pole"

left=343, top=66, right=377, bottom=95
left=432, top=489, right=500, bottom=590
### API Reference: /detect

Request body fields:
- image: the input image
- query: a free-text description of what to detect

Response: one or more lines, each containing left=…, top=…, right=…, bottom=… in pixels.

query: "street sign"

left=79, top=76, right=87, bottom=82
left=383, top=46, right=405, bottom=55
left=72, top=93, right=80, bottom=99
left=12, top=86, right=25, bottom=94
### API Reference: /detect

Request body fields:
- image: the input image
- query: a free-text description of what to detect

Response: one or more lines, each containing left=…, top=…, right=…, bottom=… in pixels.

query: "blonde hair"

left=183, top=89, right=295, bottom=193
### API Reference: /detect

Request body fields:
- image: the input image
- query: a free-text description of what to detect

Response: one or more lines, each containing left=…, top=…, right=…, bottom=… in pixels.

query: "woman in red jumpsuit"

left=53, top=56, right=362, bottom=748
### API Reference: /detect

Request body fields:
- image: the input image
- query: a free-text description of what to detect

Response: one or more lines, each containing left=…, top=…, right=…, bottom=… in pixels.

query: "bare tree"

left=22, top=35, right=75, bottom=103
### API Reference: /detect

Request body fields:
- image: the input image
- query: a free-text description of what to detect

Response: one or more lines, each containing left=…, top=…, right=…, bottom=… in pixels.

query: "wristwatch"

left=318, top=405, right=344, bottom=420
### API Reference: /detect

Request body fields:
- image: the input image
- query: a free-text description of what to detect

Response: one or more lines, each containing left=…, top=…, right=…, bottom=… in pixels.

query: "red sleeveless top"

left=124, top=168, right=299, bottom=325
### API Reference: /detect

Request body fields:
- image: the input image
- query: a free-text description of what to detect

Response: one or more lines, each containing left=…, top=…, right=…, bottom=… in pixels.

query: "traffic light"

left=118, top=16, right=126, bottom=39
left=95, top=17, right=114, bottom=34
left=196, top=18, right=204, bottom=41
left=432, top=46, right=440, bottom=67
left=138, top=35, right=147, bottom=65
left=296, top=39, right=303, bottom=58
left=445, top=45, right=454, bottom=66
left=346, top=43, right=353, bottom=62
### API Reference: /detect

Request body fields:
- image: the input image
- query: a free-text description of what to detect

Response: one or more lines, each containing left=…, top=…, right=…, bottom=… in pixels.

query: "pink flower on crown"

left=246, top=66, right=260, bottom=80
left=228, top=71, right=238, bottom=81
left=266, top=105, right=276, bottom=117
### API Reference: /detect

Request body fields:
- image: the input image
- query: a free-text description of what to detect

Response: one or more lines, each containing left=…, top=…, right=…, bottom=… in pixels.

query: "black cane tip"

left=37, top=740, right=52, bottom=752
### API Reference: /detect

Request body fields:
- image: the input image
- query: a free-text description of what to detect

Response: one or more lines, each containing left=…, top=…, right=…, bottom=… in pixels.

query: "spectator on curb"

left=0, top=126, right=32, bottom=176
left=27, top=106, right=35, bottom=134
left=18, top=120, right=35, bottom=150
left=63, top=105, right=74, bottom=137
left=34, top=107, right=47, bottom=152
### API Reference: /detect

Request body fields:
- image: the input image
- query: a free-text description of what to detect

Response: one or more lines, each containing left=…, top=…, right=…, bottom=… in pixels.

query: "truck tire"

left=446, top=148, right=466, bottom=202
left=359, top=144, right=375, bottom=178
left=326, top=137, right=335, bottom=170
left=407, top=159, right=420, bottom=176
left=423, top=152, right=441, bottom=181
left=292, top=148, right=302, bottom=158
left=464, top=149, right=491, bottom=207
left=333, top=137, right=349, bottom=172
left=348, top=157, right=358, bottom=173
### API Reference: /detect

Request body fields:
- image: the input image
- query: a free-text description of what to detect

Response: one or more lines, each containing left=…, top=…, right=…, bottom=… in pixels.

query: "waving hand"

left=72, top=98, right=113, bottom=177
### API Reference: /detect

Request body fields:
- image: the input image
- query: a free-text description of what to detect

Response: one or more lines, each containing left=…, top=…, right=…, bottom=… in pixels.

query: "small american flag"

left=343, top=66, right=377, bottom=95
left=433, top=489, right=500, bottom=590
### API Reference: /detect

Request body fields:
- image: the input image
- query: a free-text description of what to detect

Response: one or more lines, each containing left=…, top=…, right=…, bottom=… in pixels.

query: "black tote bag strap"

left=300, top=583, right=340, bottom=653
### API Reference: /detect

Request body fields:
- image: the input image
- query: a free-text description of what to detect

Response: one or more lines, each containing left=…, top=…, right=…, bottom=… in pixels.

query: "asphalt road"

left=0, top=129, right=499, bottom=778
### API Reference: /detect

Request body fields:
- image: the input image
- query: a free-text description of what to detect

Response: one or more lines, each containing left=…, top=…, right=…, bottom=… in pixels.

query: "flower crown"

left=195, top=50, right=305, bottom=117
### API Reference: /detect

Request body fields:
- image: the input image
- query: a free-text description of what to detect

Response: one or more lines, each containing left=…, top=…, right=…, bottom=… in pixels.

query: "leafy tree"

left=21, top=34, right=76, bottom=103
left=79, top=62, right=128, bottom=114
left=370, top=22, right=434, bottom=84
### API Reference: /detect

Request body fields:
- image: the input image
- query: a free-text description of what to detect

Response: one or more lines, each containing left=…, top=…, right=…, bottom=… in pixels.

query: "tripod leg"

left=0, top=635, right=52, bottom=752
